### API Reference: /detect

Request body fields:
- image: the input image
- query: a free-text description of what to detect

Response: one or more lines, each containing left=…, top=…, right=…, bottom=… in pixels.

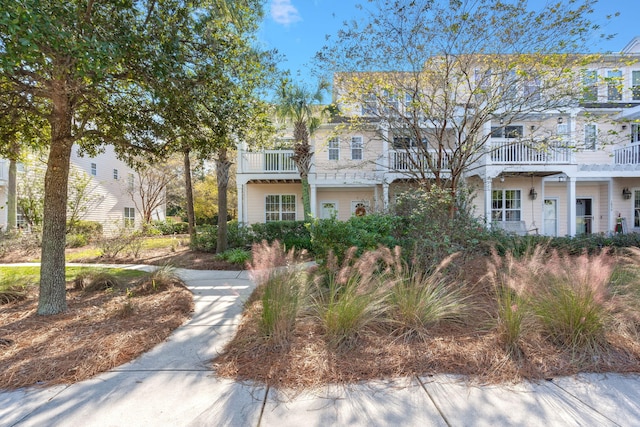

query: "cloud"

left=270, top=0, right=302, bottom=26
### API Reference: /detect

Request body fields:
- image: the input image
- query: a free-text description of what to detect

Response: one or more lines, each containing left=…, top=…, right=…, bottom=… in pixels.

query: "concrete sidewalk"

left=1, top=267, right=639, bottom=427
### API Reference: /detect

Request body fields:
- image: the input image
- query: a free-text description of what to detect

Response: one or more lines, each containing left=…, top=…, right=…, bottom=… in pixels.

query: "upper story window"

left=90, top=162, right=97, bottom=176
left=113, top=169, right=119, bottom=180
left=474, top=69, right=491, bottom=91
left=328, top=137, right=340, bottom=160
left=392, top=134, right=427, bottom=149
left=127, top=172, right=135, bottom=191
left=584, top=124, right=597, bottom=150
left=382, top=89, right=398, bottom=114
left=361, top=93, right=377, bottom=116
left=351, top=136, right=363, bottom=160
left=581, top=70, right=598, bottom=102
left=523, top=76, right=541, bottom=101
left=631, top=124, right=640, bottom=143
left=491, top=125, right=523, bottom=139
left=633, top=71, right=640, bottom=100
left=607, top=70, right=623, bottom=101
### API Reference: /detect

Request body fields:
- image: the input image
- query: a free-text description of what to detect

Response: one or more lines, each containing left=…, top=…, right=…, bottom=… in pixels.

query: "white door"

left=320, top=202, right=337, bottom=219
left=543, top=199, right=558, bottom=236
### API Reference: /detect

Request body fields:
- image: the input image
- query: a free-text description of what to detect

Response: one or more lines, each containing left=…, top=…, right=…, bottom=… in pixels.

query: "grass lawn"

left=0, top=266, right=147, bottom=290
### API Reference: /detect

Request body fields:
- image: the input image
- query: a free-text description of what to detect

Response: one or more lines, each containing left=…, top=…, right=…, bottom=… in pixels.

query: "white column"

left=310, top=183, right=317, bottom=219
left=608, top=179, right=614, bottom=233
left=237, top=183, right=244, bottom=225
left=383, top=181, right=390, bottom=212
left=484, top=176, right=493, bottom=228
left=567, top=177, right=576, bottom=236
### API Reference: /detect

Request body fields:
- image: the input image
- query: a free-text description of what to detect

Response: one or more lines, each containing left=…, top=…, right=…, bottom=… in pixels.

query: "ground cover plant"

left=0, top=266, right=193, bottom=389
left=214, top=241, right=640, bottom=388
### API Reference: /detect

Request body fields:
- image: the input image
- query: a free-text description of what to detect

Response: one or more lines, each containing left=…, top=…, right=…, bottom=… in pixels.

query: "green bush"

left=66, top=233, right=88, bottom=248
left=151, top=219, right=189, bottom=235
left=191, top=224, right=218, bottom=252
left=250, top=221, right=311, bottom=251
left=67, top=220, right=103, bottom=242
left=310, top=214, right=402, bottom=263
left=226, top=220, right=255, bottom=249
left=216, top=248, right=251, bottom=265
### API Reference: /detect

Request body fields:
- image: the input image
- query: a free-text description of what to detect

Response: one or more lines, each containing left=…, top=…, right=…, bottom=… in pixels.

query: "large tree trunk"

left=292, top=120, right=313, bottom=221
left=183, top=150, right=196, bottom=246
left=216, top=148, right=232, bottom=254
left=38, top=92, right=73, bottom=315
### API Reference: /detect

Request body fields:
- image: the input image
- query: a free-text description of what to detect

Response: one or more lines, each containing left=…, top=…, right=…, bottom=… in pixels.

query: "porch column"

left=566, top=177, right=576, bottom=236
left=237, top=183, right=245, bottom=225
left=608, top=179, right=615, bottom=233
left=383, top=181, right=389, bottom=212
left=310, top=183, right=317, bottom=219
left=484, top=176, right=493, bottom=228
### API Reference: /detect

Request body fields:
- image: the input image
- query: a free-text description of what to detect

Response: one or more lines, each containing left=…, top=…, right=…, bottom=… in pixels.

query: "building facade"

left=237, top=38, right=640, bottom=237
left=0, top=145, right=163, bottom=234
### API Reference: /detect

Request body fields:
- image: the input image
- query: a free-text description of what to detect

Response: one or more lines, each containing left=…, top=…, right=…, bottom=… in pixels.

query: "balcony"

left=614, top=143, right=640, bottom=164
left=489, top=139, right=573, bottom=164
left=239, top=150, right=297, bottom=174
left=388, top=150, right=451, bottom=172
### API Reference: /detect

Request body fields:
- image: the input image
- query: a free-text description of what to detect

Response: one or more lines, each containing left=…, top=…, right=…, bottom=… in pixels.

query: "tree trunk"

left=292, top=121, right=313, bottom=221
left=183, top=150, right=196, bottom=246
left=216, top=148, right=232, bottom=254
left=38, top=92, right=73, bottom=315
left=7, top=159, right=16, bottom=231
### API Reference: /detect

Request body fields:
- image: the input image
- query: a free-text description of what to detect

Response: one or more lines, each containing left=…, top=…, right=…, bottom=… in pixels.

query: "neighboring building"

left=238, top=38, right=640, bottom=237
left=0, top=145, right=164, bottom=234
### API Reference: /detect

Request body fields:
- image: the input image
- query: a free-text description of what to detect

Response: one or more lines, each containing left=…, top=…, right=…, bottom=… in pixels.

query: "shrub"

left=250, top=221, right=311, bottom=251
left=136, top=264, right=182, bottom=294
left=97, top=229, right=143, bottom=258
left=66, top=233, right=88, bottom=248
left=74, top=271, right=121, bottom=292
left=67, top=220, right=103, bottom=242
left=226, top=220, right=254, bottom=249
left=191, top=225, right=217, bottom=252
left=389, top=252, right=468, bottom=340
left=216, top=248, right=251, bottom=265
left=151, top=219, right=189, bottom=235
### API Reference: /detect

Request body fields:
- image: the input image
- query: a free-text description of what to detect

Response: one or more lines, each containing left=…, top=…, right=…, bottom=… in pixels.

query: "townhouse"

left=237, top=37, right=640, bottom=237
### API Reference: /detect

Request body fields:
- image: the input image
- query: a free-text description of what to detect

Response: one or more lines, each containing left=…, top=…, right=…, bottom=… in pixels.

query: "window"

left=474, top=69, right=491, bottom=91
left=351, top=136, right=363, bottom=160
left=491, top=125, right=523, bottom=139
left=581, top=70, right=598, bottom=102
left=127, top=173, right=135, bottom=191
left=632, top=124, right=640, bottom=143
left=392, top=135, right=427, bottom=149
left=124, top=207, right=135, bottom=228
left=328, top=137, right=339, bottom=160
left=635, top=190, right=640, bottom=228
left=361, top=93, right=377, bottom=116
left=584, top=124, right=597, bottom=150
left=607, top=70, right=622, bottom=101
left=265, top=195, right=296, bottom=222
left=382, top=89, right=398, bottom=114
left=90, top=162, right=97, bottom=176
left=523, top=76, right=541, bottom=101
left=113, top=169, right=118, bottom=180
left=633, top=71, right=640, bottom=100
left=352, top=201, right=370, bottom=217
left=492, top=190, right=521, bottom=222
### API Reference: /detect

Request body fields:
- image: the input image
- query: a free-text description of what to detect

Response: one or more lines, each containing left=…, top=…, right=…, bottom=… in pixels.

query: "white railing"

left=490, top=139, right=573, bottom=164
left=614, top=143, right=640, bottom=164
left=240, top=150, right=297, bottom=173
left=389, top=150, right=451, bottom=172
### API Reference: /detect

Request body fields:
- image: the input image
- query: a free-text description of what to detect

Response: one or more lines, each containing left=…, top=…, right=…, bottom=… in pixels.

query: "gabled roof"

left=621, top=37, right=640, bottom=54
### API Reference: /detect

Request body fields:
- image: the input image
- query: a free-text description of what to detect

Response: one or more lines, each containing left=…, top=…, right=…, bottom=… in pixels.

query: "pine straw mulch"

left=0, top=278, right=193, bottom=389
left=214, top=256, right=640, bottom=389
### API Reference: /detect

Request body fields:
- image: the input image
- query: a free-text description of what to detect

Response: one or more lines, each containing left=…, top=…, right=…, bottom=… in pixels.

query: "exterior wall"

left=315, top=188, right=375, bottom=221
left=245, top=183, right=302, bottom=224
left=313, top=126, right=382, bottom=175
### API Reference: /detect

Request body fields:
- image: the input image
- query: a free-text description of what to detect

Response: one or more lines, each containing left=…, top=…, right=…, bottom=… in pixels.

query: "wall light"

left=623, top=187, right=632, bottom=200
left=557, top=117, right=563, bottom=124
left=622, top=125, right=627, bottom=131
left=529, top=187, right=538, bottom=200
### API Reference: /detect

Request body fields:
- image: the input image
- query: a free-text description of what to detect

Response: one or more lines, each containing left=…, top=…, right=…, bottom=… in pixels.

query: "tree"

left=128, top=164, right=177, bottom=226
left=0, top=1, right=258, bottom=314
left=317, top=0, right=605, bottom=214
left=275, top=79, right=330, bottom=221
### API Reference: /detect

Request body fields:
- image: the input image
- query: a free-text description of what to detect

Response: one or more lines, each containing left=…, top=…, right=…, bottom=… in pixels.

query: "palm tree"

left=275, top=79, right=330, bottom=221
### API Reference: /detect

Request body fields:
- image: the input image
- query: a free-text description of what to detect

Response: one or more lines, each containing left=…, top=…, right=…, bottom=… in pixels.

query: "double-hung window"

left=581, top=70, right=598, bottom=102
left=90, top=162, right=97, bottom=176
left=632, top=124, right=640, bottom=143
left=113, top=169, right=119, bottom=180
left=635, top=190, right=640, bottom=228
left=265, top=195, right=296, bottom=222
left=607, top=70, right=623, bottom=101
left=328, top=137, right=340, bottom=160
left=351, top=136, right=363, bottom=160
left=492, top=190, right=521, bottom=222
left=124, top=207, right=135, bottom=228
left=584, top=124, right=597, bottom=150
left=127, top=173, right=135, bottom=191
left=361, top=93, right=377, bottom=116
left=633, top=71, right=640, bottom=100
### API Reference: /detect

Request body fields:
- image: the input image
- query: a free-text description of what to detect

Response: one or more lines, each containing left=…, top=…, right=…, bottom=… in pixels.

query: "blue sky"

left=258, top=0, right=639, bottom=86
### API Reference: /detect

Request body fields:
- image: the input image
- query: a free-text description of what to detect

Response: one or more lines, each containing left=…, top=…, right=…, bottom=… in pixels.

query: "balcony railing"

left=240, top=150, right=297, bottom=173
left=614, top=143, right=640, bottom=164
left=490, top=139, right=573, bottom=164
left=388, top=150, right=451, bottom=172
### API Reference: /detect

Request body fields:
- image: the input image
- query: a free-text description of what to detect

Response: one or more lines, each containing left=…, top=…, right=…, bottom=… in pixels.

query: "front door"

left=320, top=202, right=337, bottom=219
left=576, top=198, right=593, bottom=235
left=543, top=198, right=558, bottom=236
